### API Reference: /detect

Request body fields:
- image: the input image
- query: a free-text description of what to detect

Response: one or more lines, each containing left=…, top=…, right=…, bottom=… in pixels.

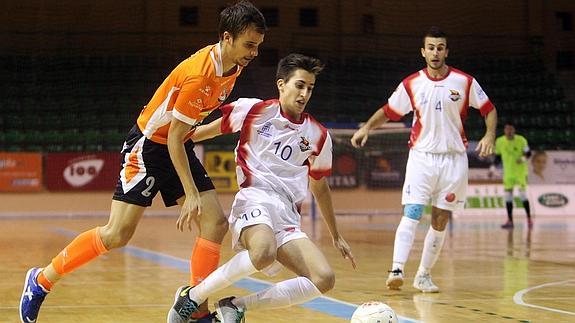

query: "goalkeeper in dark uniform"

left=491, top=122, right=533, bottom=229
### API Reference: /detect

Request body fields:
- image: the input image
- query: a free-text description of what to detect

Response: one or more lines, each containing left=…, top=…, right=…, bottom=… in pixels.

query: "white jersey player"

left=168, top=53, right=355, bottom=323
left=351, top=26, right=497, bottom=293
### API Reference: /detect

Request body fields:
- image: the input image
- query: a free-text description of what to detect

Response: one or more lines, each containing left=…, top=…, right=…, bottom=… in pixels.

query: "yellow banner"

left=204, top=151, right=238, bottom=193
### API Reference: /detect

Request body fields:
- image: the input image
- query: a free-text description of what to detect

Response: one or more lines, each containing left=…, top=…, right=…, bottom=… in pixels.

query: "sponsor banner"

left=468, top=147, right=575, bottom=185
left=204, top=151, right=238, bottom=193
left=455, top=184, right=574, bottom=216
left=327, top=151, right=359, bottom=188
left=0, top=152, right=42, bottom=191
left=528, top=151, right=575, bottom=184
left=45, top=153, right=121, bottom=191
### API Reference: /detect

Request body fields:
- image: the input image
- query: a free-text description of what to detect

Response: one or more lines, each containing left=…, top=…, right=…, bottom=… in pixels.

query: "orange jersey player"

left=138, top=42, right=243, bottom=144
left=19, top=2, right=266, bottom=323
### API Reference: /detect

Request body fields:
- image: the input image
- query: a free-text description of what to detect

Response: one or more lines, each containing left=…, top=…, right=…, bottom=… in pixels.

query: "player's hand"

left=475, top=134, right=495, bottom=157
left=333, top=235, right=356, bottom=269
left=350, top=127, right=369, bottom=148
left=176, top=194, right=202, bottom=231
left=516, top=157, right=525, bottom=164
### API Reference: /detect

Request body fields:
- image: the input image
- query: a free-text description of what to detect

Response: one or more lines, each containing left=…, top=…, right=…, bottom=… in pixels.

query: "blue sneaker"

left=19, top=267, right=49, bottom=323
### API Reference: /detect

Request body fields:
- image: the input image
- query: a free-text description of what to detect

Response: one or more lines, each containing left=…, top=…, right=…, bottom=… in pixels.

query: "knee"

left=431, top=210, right=450, bottom=230
left=99, top=225, right=132, bottom=249
left=310, top=268, right=335, bottom=293
left=404, top=204, right=424, bottom=221
left=201, top=209, right=228, bottom=238
left=249, top=245, right=277, bottom=270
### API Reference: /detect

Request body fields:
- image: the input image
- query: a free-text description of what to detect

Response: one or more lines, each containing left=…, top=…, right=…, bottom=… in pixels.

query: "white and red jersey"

left=220, top=98, right=332, bottom=205
left=383, top=67, right=495, bottom=153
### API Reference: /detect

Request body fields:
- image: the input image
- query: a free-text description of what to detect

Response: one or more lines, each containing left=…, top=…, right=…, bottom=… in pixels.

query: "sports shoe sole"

left=386, top=276, right=404, bottom=290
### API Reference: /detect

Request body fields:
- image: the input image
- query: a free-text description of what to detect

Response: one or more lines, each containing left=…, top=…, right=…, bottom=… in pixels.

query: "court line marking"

left=513, top=279, right=575, bottom=316
left=52, top=227, right=418, bottom=323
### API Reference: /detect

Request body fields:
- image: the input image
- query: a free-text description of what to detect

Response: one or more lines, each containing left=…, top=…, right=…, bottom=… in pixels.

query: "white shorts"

left=229, top=187, right=308, bottom=253
left=401, top=150, right=468, bottom=211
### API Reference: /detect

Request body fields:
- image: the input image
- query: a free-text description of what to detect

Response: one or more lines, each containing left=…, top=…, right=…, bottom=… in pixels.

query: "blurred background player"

left=491, top=122, right=533, bottom=229
left=19, top=2, right=266, bottom=322
left=168, top=53, right=356, bottom=323
left=350, top=26, right=497, bottom=293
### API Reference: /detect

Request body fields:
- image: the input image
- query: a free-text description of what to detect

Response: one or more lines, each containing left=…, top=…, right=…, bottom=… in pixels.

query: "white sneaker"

left=386, top=269, right=404, bottom=290
left=413, top=271, right=439, bottom=293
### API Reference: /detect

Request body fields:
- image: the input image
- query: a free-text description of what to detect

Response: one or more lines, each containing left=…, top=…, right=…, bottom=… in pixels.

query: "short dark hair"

left=276, top=53, right=324, bottom=82
left=504, top=121, right=516, bottom=127
left=219, top=1, right=267, bottom=40
left=423, top=26, right=448, bottom=47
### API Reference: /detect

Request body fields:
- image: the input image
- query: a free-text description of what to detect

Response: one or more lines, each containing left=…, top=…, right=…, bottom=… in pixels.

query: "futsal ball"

left=350, top=301, right=398, bottom=323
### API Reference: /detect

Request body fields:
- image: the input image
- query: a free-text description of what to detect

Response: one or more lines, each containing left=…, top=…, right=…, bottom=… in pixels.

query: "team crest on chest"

left=257, top=122, right=273, bottom=138
left=218, top=87, right=228, bottom=103
left=449, top=90, right=461, bottom=102
left=299, top=136, right=311, bottom=152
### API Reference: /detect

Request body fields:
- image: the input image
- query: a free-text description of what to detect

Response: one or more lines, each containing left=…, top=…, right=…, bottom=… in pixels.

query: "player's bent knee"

left=99, top=226, right=132, bottom=249
left=249, top=246, right=277, bottom=270
left=404, top=204, right=425, bottom=221
left=311, top=268, right=335, bottom=293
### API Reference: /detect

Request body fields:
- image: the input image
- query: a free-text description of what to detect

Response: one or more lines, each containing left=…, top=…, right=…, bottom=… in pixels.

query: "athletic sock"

left=392, top=217, right=419, bottom=269
left=235, top=277, right=321, bottom=311
left=505, top=201, right=513, bottom=222
left=37, top=271, right=53, bottom=291
left=51, top=227, right=108, bottom=277
left=418, top=227, right=446, bottom=273
left=522, top=200, right=531, bottom=219
left=189, top=250, right=257, bottom=305
left=190, top=237, right=221, bottom=286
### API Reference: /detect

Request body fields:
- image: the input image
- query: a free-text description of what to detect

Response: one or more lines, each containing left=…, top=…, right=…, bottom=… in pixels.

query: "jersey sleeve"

left=469, top=79, right=495, bottom=117
left=172, top=76, right=206, bottom=126
left=384, top=83, right=413, bottom=121
left=308, top=133, right=333, bottom=180
left=220, top=98, right=263, bottom=134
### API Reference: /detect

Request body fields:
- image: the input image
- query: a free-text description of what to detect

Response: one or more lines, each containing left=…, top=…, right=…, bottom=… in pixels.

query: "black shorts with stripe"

left=112, top=125, right=215, bottom=207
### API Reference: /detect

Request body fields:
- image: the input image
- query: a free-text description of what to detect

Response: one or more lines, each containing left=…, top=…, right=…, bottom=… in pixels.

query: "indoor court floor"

left=1, top=213, right=574, bottom=322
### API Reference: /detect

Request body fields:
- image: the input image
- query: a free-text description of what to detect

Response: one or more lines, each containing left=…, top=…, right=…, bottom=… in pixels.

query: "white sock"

left=392, top=217, right=419, bottom=270
left=418, top=227, right=446, bottom=274
left=188, top=250, right=257, bottom=304
left=235, top=277, right=321, bottom=311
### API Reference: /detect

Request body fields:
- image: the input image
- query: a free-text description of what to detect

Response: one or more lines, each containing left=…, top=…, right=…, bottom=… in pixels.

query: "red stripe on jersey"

left=220, top=102, right=235, bottom=134
left=307, top=114, right=328, bottom=156
left=460, top=73, right=473, bottom=148
left=309, top=168, right=332, bottom=180
left=479, top=100, right=495, bottom=117
left=237, top=100, right=274, bottom=188
left=304, top=114, right=331, bottom=179
left=423, top=67, right=451, bottom=81
left=402, top=75, right=423, bottom=148
left=382, top=104, right=402, bottom=121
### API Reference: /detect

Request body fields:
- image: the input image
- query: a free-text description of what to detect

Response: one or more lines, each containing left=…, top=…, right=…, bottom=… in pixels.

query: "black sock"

left=506, top=201, right=513, bottom=222
left=522, top=200, right=531, bottom=219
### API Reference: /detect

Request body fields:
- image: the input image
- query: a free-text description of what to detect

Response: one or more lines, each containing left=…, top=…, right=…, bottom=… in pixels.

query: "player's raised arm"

left=191, top=118, right=223, bottom=143
left=351, top=108, right=390, bottom=148
left=309, top=176, right=356, bottom=268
